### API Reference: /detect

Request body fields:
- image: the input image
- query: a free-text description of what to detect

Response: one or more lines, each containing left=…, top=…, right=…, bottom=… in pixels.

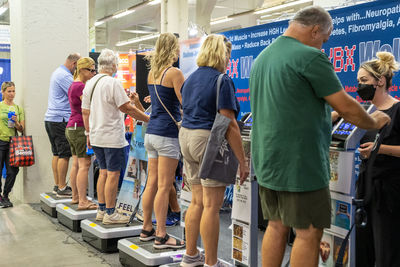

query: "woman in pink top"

left=65, top=57, right=97, bottom=209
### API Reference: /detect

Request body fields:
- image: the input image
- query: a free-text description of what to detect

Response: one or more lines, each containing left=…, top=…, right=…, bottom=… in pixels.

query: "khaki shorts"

left=65, top=127, right=89, bottom=158
left=259, top=185, right=331, bottom=229
left=179, top=127, right=227, bottom=188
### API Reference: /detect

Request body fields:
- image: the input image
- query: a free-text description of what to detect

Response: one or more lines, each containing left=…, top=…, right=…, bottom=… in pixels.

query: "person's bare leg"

left=141, top=158, right=158, bottom=235
left=69, top=155, right=79, bottom=201
left=290, top=225, right=323, bottom=267
left=77, top=157, right=91, bottom=204
left=52, top=156, right=59, bottom=187
left=104, top=170, right=120, bottom=208
left=184, top=184, right=203, bottom=256
left=154, top=156, right=180, bottom=244
left=262, top=220, right=289, bottom=267
left=169, top=185, right=180, bottom=213
left=57, top=157, right=70, bottom=188
left=201, top=186, right=226, bottom=266
left=97, top=169, right=107, bottom=204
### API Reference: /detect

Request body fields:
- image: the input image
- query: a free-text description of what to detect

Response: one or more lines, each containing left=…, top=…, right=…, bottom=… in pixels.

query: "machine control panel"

left=331, top=104, right=375, bottom=150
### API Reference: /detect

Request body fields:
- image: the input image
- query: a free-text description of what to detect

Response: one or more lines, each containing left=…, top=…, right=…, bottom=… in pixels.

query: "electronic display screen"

left=244, top=116, right=252, bottom=127
left=332, top=121, right=356, bottom=141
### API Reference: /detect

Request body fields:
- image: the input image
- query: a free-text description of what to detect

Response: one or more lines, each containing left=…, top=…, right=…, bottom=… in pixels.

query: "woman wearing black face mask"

left=355, top=52, right=400, bottom=267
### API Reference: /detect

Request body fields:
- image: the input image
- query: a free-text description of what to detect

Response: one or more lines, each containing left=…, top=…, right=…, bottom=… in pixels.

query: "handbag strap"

left=153, top=67, right=178, bottom=124
left=215, top=74, right=224, bottom=112
left=90, top=74, right=107, bottom=103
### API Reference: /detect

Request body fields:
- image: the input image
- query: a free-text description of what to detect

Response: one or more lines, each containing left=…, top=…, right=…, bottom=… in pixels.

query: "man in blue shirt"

left=44, top=53, right=80, bottom=196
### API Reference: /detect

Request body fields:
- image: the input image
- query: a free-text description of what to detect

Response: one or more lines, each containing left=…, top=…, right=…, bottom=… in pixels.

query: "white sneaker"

left=102, top=211, right=130, bottom=224
left=96, top=209, right=105, bottom=221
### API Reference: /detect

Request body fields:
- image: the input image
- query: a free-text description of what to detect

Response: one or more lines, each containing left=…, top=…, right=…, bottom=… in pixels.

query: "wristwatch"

left=84, top=131, right=90, bottom=136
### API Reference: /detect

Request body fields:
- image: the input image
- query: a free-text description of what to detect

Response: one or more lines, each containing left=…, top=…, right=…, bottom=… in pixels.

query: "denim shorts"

left=92, top=146, right=125, bottom=172
left=144, top=134, right=180, bottom=160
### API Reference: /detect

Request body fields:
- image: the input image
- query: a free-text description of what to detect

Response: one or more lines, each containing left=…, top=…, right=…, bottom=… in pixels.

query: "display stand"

left=231, top=123, right=258, bottom=267
left=319, top=104, right=374, bottom=267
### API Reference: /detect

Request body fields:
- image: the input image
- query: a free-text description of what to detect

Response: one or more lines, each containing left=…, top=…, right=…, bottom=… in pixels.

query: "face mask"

left=357, top=83, right=376, bottom=101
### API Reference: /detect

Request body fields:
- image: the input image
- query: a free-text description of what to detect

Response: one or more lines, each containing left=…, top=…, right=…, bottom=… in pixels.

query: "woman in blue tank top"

left=140, top=33, right=185, bottom=249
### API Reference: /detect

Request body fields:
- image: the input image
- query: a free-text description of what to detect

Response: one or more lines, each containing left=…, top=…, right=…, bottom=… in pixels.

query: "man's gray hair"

left=290, top=6, right=333, bottom=33
left=98, top=48, right=118, bottom=73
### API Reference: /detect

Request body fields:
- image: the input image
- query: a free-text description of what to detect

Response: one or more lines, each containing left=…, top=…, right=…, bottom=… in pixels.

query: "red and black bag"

left=9, top=135, right=35, bottom=167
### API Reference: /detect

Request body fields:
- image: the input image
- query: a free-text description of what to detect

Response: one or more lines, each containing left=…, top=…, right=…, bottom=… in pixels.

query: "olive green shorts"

left=259, top=185, right=331, bottom=229
left=65, top=127, right=89, bottom=158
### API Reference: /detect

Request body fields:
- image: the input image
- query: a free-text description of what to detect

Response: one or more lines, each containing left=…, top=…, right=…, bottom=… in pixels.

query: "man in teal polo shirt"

left=249, top=6, right=390, bottom=267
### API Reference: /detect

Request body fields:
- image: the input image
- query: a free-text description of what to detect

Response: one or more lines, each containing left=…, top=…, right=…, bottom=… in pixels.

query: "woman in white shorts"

left=139, top=33, right=185, bottom=249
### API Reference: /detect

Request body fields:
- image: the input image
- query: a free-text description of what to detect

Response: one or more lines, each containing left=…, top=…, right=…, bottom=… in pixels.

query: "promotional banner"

left=222, top=0, right=400, bottom=118
left=116, top=53, right=136, bottom=93
left=116, top=124, right=148, bottom=216
left=130, top=123, right=147, bottom=161
left=180, top=37, right=205, bottom=78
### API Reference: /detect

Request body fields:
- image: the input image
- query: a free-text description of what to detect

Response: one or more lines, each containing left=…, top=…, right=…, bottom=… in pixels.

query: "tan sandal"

left=77, top=202, right=98, bottom=210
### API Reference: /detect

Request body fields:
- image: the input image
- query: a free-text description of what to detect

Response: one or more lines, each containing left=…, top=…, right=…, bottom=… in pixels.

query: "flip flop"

left=139, top=228, right=156, bottom=242
left=71, top=200, right=79, bottom=204
left=153, top=233, right=185, bottom=249
left=77, top=202, right=97, bottom=210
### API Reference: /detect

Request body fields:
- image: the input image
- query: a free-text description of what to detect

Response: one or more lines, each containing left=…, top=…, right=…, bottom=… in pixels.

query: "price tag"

left=44, top=195, right=50, bottom=199
left=89, top=223, right=97, bottom=227
left=63, top=206, right=69, bottom=210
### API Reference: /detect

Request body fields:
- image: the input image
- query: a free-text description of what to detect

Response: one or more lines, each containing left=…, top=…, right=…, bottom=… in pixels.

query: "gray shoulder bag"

left=198, top=74, right=239, bottom=184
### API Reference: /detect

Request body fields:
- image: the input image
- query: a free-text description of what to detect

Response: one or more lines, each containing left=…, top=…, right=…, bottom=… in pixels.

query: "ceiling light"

left=0, top=6, right=7, bottom=16
left=210, top=17, right=233, bottom=26
left=121, top=30, right=156, bottom=34
left=94, top=20, right=105, bottom=27
left=148, top=0, right=161, bottom=6
left=116, top=33, right=160, bottom=47
left=113, top=9, right=135, bottom=19
left=254, top=0, right=312, bottom=15
left=189, top=28, right=198, bottom=38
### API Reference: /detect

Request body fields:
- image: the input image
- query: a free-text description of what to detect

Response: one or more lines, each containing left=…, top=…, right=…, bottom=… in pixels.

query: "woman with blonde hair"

left=139, top=32, right=185, bottom=248
left=65, top=57, right=97, bottom=209
left=355, top=51, right=400, bottom=267
left=179, top=34, right=249, bottom=267
left=0, top=81, right=25, bottom=208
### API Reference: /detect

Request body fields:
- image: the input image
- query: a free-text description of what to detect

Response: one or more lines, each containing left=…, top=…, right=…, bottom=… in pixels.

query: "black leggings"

left=0, top=140, right=19, bottom=197
left=356, top=179, right=400, bottom=267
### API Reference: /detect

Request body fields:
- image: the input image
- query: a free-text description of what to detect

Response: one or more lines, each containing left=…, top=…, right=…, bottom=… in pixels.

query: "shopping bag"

left=9, top=135, right=35, bottom=167
left=198, top=74, right=239, bottom=184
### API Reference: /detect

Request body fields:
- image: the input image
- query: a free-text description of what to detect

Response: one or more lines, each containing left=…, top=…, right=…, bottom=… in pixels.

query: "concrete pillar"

left=9, top=0, right=89, bottom=203
left=161, top=0, right=188, bottom=39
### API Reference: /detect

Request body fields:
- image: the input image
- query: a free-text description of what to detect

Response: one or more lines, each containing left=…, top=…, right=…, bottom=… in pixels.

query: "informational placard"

left=329, top=151, right=354, bottom=194
left=232, top=221, right=250, bottom=266
left=327, top=191, right=352, bottom=237
left=319, top=232, right=350, bottom=267
left=221, top=0, right=400, bottom=118
left=232, top=178, right=251, bottom=223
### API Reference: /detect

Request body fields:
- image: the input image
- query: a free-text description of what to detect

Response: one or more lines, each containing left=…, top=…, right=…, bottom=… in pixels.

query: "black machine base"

left=40, top=201, right=57, bottom=218
left=57, top=212, right=81, bottom=232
